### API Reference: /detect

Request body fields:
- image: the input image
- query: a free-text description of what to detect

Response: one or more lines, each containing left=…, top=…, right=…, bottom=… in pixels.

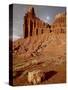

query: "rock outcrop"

left=28, top=70, right=45, bottom=84
left=23, top=7, right=50, bottom=38
left=23, top=7, right=66, bottom=38
left=51, top=12, right=66, bottom=33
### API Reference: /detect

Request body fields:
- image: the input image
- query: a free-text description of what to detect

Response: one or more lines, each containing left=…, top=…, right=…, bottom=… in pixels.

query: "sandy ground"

left=12, top=32, right=66, bottom=86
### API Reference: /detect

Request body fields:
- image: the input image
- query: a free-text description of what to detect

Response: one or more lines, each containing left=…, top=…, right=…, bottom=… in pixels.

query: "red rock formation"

left=51, top=12, right=66, bottom=33
left=23, top=7, right=50, bottom=38
left=23, top=7, right=66, bottom=38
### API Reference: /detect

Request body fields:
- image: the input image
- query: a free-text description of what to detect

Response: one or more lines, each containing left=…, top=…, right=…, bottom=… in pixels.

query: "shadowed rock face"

left=23, top=7, right=51, bottom=38
left=44, top=71, right=57, bottom=80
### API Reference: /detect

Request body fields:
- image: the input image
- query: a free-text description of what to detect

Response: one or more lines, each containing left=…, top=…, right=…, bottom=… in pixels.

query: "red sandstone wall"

left=51, top=12, right=66, bottom=33
left=23, top=7, right=66, bottom=38
left=23, top=7, right=50, bottom=38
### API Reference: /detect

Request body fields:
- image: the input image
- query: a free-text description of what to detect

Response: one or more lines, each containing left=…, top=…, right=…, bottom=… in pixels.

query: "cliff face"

left=23, top=7, right=66, bottom=39
left=23, top=7, right=51, bottom=38
left=51, top=12, right=66, bottom=33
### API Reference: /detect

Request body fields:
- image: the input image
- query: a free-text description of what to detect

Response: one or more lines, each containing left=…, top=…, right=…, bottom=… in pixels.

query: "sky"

left=12, top=4, right=66, bottom=40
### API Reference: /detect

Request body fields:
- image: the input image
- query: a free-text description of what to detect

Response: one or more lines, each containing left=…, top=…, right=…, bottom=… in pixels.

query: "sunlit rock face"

left=51, top=12, right=66, bottom=33
left=23, top=7, right=66, bottom=39
left=28, top=70, right=45, bottom=84
left=23, top=7, right=51, bottom=38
